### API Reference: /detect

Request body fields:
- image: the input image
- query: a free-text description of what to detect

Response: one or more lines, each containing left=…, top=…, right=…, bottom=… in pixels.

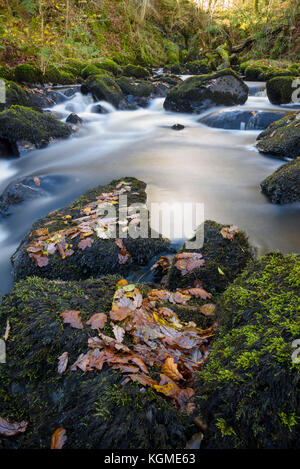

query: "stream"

left=0, top=79, right=299, bottom=296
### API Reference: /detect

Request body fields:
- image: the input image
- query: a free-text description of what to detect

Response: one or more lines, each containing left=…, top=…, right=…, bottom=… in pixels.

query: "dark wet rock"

left=83, top=75, right=124, bottom=108
left=0, top=105, right=74, bottom=157
left=256, top=112, right=300, bottom=159
left=244, top=65, right=294, bottom=82
left=66, top=113, right=83, bottom=124
left=91, top=104, right=108, bottom=114
left=261, top=159, right=300, bottom=204
left=0, top=174, right=70, bottom=217
left=199, top=109, right=288, bottom=131
left=151, top=74, right=182, bottom=98
left=166, top=220, right=253, bottom=294
left=12, top=177, right=171, bottom=282
left=0, top=138, right=18, bottom=158
left=163, top=64, right=186, bottom=75
left=164, top=69, right=248, bottom=114
left=61, top=87, right=79, bottom=98
left=171, top=124, right=185, bottom=131
left=0, top=275, right=194, bottom=449
left=122, top=64, right=150, bottom=78
left=185, top=60, right=212, bottom=75
left=266, top=76, right=298, bottom=105
left=195, top=253, right=300, bottom=449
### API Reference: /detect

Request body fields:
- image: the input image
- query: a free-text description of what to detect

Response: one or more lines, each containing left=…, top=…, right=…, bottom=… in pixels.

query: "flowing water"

left=0, top=80, right=299, bottom=296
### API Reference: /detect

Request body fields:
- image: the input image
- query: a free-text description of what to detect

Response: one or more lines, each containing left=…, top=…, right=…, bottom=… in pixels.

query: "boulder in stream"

left=12, top=177, right=171, bottom=282
left=0, top=275, right=198, bottom=449
left=82, top=74, right=124, bottom=108
left=256, top=112, right=300, bottom=159
left=195, top=253, right=300, bottom=449
left=261, top=159, right=300, bottom=204
left=163, top=69, right=248, bottom=114
left=199, top=109, right=288, bottom=131
left=266, top=76, right=298, bottom=105
left=0, top=105, right=74, bottom=157
left=166, top=220, right=253, bottom=294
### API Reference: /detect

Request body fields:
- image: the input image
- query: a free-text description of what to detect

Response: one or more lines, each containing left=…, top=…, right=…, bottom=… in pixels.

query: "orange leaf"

left=60, top=310, right=83, bottom=329
left=86, top=313, right=107, bottom=330
left=116, top=279, right=128, bottom=287
left=110, top=304, right=132, bottom=321
left=33, top=176, right=40, bottom=186
left=181, top=288, right=211, bottom=300
left=50, top=427, right=67, bottom=449
left=200, top=303, right=216, bottom=316
left=161, top=357, right=184, bottom=382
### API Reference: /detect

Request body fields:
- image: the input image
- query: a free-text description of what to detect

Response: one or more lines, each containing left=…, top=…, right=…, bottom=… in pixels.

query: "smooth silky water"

left=0, top=81, right=299, bottom=295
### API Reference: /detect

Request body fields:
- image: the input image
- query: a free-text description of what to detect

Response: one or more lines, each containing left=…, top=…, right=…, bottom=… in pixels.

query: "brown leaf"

left=3, top=320, right=10, bottom=341
left=130, top=356, right=149, bottom=374
left=60, top=310, right=83, bottom=329
left=33, top=176, right=40, bottom=186
left=57, top=352, right=69, bottom=375
left=78, top=237, right=94, bottom=250
left=31, top=227, right=49, bottom=238
left=86, top=313, right=107, bottom=330
left=162, top=357, right=184, bottom=382
left=172, top=291, right=191, bottom=304
left=70, top=352, right=90, bottom=372
left=200, top=303, right=216, bottom=316
left=128, top=373, right=158, bottom=387
left=174, top=253, right=205, bottom=275
left=50, top=427, right=67, bottom=449
left=0, top=417, right=28, bottom=437
left=220, top=225, right=240, bottom=241
left=181, top=288, right=211, bottom=300
left=110, top=304, right=132, bottom=322
left=115, top=237, right=125, bottom=249
left=29, top=254, right=49, bottom=267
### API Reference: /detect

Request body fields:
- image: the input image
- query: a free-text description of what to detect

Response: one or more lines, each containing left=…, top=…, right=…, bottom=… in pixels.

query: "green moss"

left=0, top=80, right=33, bottom=111
left=0, top=105, right=73, bottom=147
left=185, top=59, right=212, bottom=75
left=14, top=64, right=43, bottom=84
left=195, top=253, right=300, bottom=449
left=261, top=159, right=300, bottom=204
left=116, top=76, right=154, bottom=97
left=122, top=64, right=150, bottom=78
left=96, top=58, right=122, bottom=76
left=43, top=65, right=76, bottom=84
left=84, top=74, right=124, bottom=107
left=81, top=64, right=102, bottom=79
left=266, top=76, right=297, bottom=105
left=0, top=65, right=14, bottom=81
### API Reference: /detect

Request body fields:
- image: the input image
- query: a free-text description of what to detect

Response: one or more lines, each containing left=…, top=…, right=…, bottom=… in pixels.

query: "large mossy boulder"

left=256, top=112, right=300, bottom=159
left=261, top=159, right=300, bottom=204
left=163, top=69, right=248, bottom=114
left=244, top=64, right=294, bottom=82
left=12, top=177, right=170, bottom=281
left=167, top=220, right=253, bottom=294
left=266, top=76, right=298, bottom=105
left=122, top=64, right=150, bottom=78
left=0, top=105, right=73, bottom=157
left=13, top=64, right=43, bottom=84
left=0, top=275, right=194, bottom=449
left=195, top=253, right=300, bottom=449
left=82, top=74, right=124, bottom=108
left=96, top=58, right=122, bottom=77
left=116, top=76, right=155, bottom=107
left=43, top=65, right=76, bottom=85
left=185, top=59, right=213, bottom=75
left=81, top=64, right=104, bottom=79
left=0, top=81, right=34, bottom=111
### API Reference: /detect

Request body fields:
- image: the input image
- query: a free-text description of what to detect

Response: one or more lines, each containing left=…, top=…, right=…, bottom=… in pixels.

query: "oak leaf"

left=60, top=310, right=83, bottom=329
left=162, top=357, right=184, bottom=382
left=86, top=313, right=107, bottom=330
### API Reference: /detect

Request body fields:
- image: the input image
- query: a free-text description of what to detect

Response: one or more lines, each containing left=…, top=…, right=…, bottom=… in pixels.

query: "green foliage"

left=14, top=64, right=42, bottom=83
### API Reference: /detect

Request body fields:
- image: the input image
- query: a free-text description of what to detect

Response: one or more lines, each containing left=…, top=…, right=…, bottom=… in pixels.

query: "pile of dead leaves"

left=59, top=280, right=217, bottom=414
left=26, top=181, right=139, bottom=268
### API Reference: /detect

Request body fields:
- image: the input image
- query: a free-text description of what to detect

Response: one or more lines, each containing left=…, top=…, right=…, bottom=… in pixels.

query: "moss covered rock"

left=43, top=65, right=76, bottom=85
left=260, top=159, right=300, bottom=204
left=122, top=64, right=150, bottom=78
left=81, top=64, right=103, bottom=79
left=12, top=177, right=170, bottom=281
left=0, top=275, right=194, bottom=449
left=83, top=74, right=124, bottom=108
left=14, top=64, right=43, bottom=84
left=195, top=253, right=300, bottom=449
left=163, top=64, right=186, bottom=75
left=164, top=69, right=248, bottom=114
left=116, top=76, right=155, bottom=107
left=0, top=105, right=73, bottom=157
left=244, top=64, right=294, bottom=82
left=167, top=220, right=253, bottom=295
left=185, top=59, right=212, bottom=75
left=256, top=112, right=300, bottom=159
left=96, top=58, right=122, bottom=77
left=266, top=76, right=298, bottom=105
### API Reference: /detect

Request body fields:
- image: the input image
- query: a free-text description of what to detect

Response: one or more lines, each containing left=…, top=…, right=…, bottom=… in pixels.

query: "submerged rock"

left=0, top=105, right=74, bottom=157
left=195, top=253, right=300, bottom=449
left=0, top=275, right=195, bottom=449
left=0, top=174, right=70, bottom=217
left=261, top=159, right=300, bottom=204
left=171, top=124, right=185, bottom=131
left=164, top=69, right=248, bottom=114
left=12, top=177, right=170, bottom=282
left=266, top=76, right=298, bottom=105
left=66, top=113, right=83, bottom=124
left=199, top=109, right=288, bottom=131
left=256, top=112, right=300, bottom=159
left=166, top=220, right=253, bottom=294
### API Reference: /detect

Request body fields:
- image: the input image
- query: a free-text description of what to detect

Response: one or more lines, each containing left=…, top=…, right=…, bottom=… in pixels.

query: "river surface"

left=0, top=80, right=299, bottom=296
